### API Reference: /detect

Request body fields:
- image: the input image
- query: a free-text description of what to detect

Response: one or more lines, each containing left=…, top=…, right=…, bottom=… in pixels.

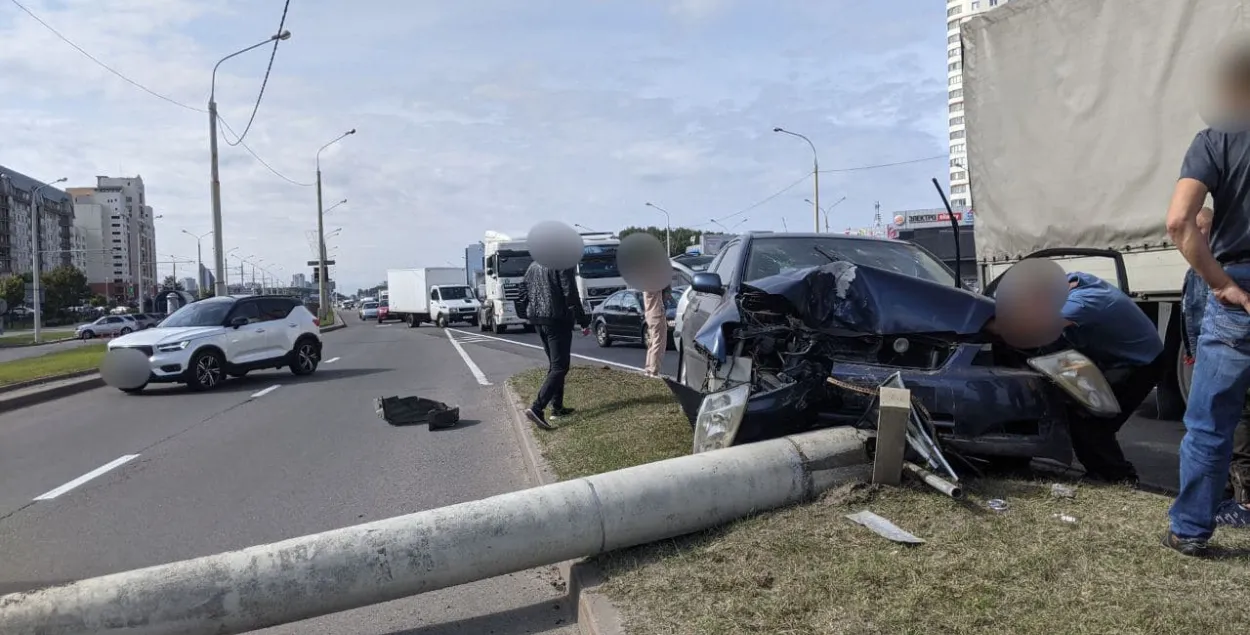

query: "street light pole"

left=316, top=130, right=355, bottom=321
left=774, top=127, right=820, bottom=232
left=182, top=229, right=213, bottom=296
left=644, top=202, right=672, bottom=256
left=30, top=177, right=67, bottom=344
left=209, top=30, right=292, bottom=298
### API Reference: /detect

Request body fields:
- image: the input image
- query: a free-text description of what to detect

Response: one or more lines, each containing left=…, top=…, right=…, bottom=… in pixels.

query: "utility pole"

left=315, top=129, right=355, bottom=321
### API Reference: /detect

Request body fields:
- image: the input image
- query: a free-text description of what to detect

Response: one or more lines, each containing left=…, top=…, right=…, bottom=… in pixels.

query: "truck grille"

left=587, top=285, right=625, bottom=298
left=503, top=283, right=523, bottom=301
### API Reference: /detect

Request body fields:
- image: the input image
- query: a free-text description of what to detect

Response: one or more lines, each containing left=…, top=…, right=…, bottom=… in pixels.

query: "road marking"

left=323, top=356, right=341, bottom=364
left=34, top=455, right=140, bottom=501
left=251, top=385, right=281, bottom=398
left=376, top=324, right=392, bottom=328
left=445, top=328, right=492, bottom=386
left=446, top=328, right=645, bottom=372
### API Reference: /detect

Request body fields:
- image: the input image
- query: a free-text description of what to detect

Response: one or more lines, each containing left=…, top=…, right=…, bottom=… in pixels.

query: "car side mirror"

left=691, top=272, right=724, bottom=296
left=229, top=316, right=249, bottom=328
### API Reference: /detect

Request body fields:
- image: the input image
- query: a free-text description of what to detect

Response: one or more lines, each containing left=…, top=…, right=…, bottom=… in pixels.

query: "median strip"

left=509, top=365, right=1250, bottom=635
left=0, top=343, right=107, bottom=387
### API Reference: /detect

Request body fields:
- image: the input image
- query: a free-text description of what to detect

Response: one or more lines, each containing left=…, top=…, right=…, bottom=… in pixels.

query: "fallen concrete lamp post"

left=0, top=428, right=871, bottom=635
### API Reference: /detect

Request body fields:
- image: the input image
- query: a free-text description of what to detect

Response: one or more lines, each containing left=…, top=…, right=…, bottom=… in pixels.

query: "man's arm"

left=560, top=268, right=590, bottom=327
left=1166, top=178, right=1230, bottom=291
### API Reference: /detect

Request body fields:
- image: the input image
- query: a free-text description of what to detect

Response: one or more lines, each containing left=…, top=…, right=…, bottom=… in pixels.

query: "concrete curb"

left=319, top=311, right=347, bottom=333
left=0, top=368, right=100, bottom=395
left=502, top=381, right=627, bottom=635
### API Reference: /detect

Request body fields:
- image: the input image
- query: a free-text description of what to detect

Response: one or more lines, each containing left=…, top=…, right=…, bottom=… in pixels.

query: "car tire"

left=290, top=337, right=320, bottom=376
left=186, top=348, right=225, bottom=392
left=408, top=314, right=420, bottom=328
left=120, top=327, right=133, bottom=335
left=435, top=314, right=449, bottom=328
left=120, top=383, right=147, bottom=394
left=80, top=330, right=95, bottom=339
left=596, top=322, right=612, bottom=347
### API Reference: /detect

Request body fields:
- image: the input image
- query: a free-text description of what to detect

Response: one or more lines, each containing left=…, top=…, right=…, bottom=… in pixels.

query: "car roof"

left=741, top=231, right=905, bottom=245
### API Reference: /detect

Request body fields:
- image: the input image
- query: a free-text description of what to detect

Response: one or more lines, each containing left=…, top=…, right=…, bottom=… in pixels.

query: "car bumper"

left=109, top=345, right=195, bottom=383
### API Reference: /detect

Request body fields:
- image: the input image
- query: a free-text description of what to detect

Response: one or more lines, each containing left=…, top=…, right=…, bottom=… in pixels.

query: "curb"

left=319, top=311, right=347, bottom=333
left=0, top=368, right=101, bottom=395
left=0, top=335, right=76, bottom=349
left=501, top=381, right=627, bottom=635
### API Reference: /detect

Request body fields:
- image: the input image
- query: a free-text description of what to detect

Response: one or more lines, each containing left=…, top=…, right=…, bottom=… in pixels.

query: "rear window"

left=363, top=302, right=378, bottom=309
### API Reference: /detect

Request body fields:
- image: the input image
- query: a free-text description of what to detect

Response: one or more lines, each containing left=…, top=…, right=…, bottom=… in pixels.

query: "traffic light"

left=312, top=267, right=320, bottom=283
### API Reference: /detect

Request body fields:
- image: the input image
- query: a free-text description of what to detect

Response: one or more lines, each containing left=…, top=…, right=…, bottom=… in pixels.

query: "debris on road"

left=986, top=498, right=1009, bottom=512
left=1053, top=513, right=1078, bottom=524
left=845, top=510, right=925, bottom=545
left=374, top=395, right=460, bottom=428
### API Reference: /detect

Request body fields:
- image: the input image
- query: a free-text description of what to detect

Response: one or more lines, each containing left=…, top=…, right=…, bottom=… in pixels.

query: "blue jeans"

left=1182, top=268, right=1207, bottom=355
left=1170, top=264, right=1250, bottom=539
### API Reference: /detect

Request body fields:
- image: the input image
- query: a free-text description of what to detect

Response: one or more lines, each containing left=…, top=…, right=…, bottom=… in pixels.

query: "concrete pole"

left=0, top=428, right=869, bottom=635
left=30, top=197, right=42, bottom=343
left=208, top=99, right=226, bottom=298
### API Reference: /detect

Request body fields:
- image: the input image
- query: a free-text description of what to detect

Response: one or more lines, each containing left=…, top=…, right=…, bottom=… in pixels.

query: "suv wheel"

left=186, top=349, right=225, bottom=391
left=290, top=338, right=320, bottom=376
left=80, top=330, right=95, bottom=339
left=120, top=327, right=133, bottom=335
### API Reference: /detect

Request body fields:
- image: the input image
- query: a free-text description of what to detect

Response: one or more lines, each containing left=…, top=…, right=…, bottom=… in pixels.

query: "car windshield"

left=363, top=302, right=378, bottom=310
left=380, top=300, right=389, bottom=308
left=743, top=236, right=956, bottom=287
left=161, top=300, right=233, bottom=327
left=496, top=250, right=533, bottom=277
left=440, top=286, right=472, bottom=300
left=578, top=244, right=621, bottom=279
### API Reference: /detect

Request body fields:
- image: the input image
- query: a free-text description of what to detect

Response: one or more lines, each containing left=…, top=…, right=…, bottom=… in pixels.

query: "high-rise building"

left=181, top=277, right=198, bottom=294
left=291, top=272, right=308, bottom=288
left=0, top=165, right=75, bottom=277
left=68, top=176, right=158, bottom=304
left=946, top=0, right=1009, bottom=210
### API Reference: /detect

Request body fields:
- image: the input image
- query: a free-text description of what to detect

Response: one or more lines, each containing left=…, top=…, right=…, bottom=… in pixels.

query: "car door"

left=258, top=298, right=299, bottom=357
left=103, top=316, right=124, bottom=336
left=682, top=239, right=745, bottom=389
left=619, top=291, right=645, bottom=340
left=222, top=299, right=267, bottom=364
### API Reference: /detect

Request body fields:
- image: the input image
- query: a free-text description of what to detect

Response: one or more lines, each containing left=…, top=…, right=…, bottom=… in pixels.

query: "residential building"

left=69, top=225, right=88, bottom=273
left=946, top=0, right=1009, bottom=210
left=291, top=272, right=308, bottom=289
left=0, top=165, right=75, bottom=277
left=181, top=277, right=198, bottom=294
left=68, top=193, right=111, bottom=296
left=67, top=176, right=158, bottom=305
left=198, top=264, right=216, bottom=297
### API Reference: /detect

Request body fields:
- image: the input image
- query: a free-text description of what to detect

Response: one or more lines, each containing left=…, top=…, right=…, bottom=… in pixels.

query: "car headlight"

left=1027, top=350, right=1120, bottom=417
left=156, top=340, right=191, bottom=353
left=693, top=383, right=751, bottom=454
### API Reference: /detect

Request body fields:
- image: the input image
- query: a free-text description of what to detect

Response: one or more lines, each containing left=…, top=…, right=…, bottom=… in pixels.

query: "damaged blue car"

left=669, top=232, right=1120, bottom=468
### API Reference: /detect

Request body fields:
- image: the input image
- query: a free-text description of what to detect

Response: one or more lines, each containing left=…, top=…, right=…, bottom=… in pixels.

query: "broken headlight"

left=693, top=383, right=751, bottom=454
left=1027, top=350, right=1121, bottom=417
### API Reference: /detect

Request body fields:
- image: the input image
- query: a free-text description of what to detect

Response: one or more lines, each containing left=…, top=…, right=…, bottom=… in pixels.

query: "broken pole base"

left=872, top=386, right=911, bottom=486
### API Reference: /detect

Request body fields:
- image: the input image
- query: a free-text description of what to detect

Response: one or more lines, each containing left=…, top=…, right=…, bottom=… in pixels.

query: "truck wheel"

left=436, top=314, right=449, bottom=328
left=408, top=314, right=418, bottom=328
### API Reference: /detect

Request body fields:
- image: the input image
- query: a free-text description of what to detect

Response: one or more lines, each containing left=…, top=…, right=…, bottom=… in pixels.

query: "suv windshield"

left=743, top=236, right=956, bottom=287
left=161, top=300, right=233, bottom=327
left=496, top=250, right=533, bottom=277
left=439, top=286, right=472, bottom=300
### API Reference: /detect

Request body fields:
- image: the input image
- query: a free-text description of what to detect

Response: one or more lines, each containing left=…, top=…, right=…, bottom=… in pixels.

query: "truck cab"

left=429, top=284, right=481, bottom=328
left=480, top=233, right=535, bottom=334
left=576, top=234, right=627, bottom=313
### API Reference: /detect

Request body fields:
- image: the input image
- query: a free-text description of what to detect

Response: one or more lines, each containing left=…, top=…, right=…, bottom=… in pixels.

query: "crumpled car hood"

left=694, top=261, right=996, bottom=363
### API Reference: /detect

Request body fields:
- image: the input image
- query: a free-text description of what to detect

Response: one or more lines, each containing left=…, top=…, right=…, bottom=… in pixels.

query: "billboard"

left=889, top=207, right=975, bottom=231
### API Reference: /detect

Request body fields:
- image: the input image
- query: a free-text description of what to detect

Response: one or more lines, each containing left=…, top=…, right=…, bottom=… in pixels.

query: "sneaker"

left=1215, top=500, right=1250, bottom=528
left=551, top=407, right=576, bottom=419
left=1161, top=531, right=1209, bottom=557
left=525, top=407, right=556, bottom=431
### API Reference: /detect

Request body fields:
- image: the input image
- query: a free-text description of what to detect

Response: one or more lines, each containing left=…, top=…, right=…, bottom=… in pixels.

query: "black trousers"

left=1069, top=353, right=1166, bottom=481
left=533, top=322, right=574, bottom=411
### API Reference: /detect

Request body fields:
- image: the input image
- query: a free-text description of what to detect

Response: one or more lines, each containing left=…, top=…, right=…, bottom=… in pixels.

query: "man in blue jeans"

left=1163, top=44, right=1250, bottom=556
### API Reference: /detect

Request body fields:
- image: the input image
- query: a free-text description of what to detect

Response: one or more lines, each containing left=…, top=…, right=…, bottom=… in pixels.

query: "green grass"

left=0, top=332, right=75, bottom=347
left=0, top=343, right=107, bottom=386
left=509, top=365, right=1250, bottom=635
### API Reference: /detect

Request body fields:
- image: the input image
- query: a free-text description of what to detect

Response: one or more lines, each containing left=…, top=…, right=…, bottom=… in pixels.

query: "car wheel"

left=290, top=338, right=320, bottom=376
left=80, top=330, right=95, bottom=339
left=120, top=327, right=133, bottom=335
left=408, top=314, right=420, bottom=328
left=186, top=348, right=225, bottom=391
left=596, top=322, right=612, bottom=347
left=120, top=383, right=147, bottom=394
left=436, top=314, right=449, bottom=328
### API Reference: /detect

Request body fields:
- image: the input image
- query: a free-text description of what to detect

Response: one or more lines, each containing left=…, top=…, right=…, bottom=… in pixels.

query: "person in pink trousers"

left=642, top=285, right=670, bottom=377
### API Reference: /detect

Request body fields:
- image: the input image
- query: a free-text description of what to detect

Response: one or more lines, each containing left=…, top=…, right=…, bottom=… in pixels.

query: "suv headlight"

left=156, top=340, right=190, bottom=353
left=1027, top=350, right=1120, bottom=417
left=693, top=383, right=751, bottom=454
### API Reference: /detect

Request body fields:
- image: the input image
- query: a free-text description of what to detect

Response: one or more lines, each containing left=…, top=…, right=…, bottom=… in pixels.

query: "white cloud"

left=0, top=0, right=951, bottom=293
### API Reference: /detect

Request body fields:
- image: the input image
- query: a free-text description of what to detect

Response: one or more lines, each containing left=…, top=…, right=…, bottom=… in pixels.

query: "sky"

left=0, top=0, right=951, bottom=293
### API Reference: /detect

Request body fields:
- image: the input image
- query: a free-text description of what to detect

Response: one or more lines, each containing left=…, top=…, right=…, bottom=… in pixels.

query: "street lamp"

left=181, top=229, right=214, bottom=295
left=644, top=202, right=672, bottom=256
left=28, top=176, right=67, bottom=344
left=208, top=29, right=293, bottom=298
left=574, top=223, right=596, bottom=232
left=805, top=196, right=846, bottom=233
left=316, top=129, right=356, bottom=321
left=774, top=127, right=821, bottom=232
left=710, top=219, right=731, bottom=233
left=324, top=199, right=347, bottom=215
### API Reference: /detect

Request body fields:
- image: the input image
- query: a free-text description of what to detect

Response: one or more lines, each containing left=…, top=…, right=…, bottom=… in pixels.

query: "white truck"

left=576, top=232, right=627, bottom=313
left=480, top=232, right=534, bottom=334
left=961, top=0, right=1233, bottom=416
left=387, top=267, right=481, bottom=328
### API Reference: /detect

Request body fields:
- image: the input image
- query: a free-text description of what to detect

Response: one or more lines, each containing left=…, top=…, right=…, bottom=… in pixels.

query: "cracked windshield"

left=1, top=1, right=1245, bottom=634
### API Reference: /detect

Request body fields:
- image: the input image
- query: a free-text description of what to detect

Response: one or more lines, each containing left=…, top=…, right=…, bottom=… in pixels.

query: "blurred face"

left=993, top=259, right=1069, bottom=349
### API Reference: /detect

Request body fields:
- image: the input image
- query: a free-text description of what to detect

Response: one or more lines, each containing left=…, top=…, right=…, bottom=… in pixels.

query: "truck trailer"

left=961, top=0, right=1238, bottom=416
left=387, top=267, right=481, bottom=328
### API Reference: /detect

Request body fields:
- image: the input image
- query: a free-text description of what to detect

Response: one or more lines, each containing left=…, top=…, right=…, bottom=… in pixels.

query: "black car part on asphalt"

left=374, top=395, right=461, bottom=428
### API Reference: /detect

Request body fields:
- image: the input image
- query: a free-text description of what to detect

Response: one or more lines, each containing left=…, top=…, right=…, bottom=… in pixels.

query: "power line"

left=223, top=0, right=290, bottom=147
left=8, top=0, right=311, bottom=187
left=818, top=154, right=947, bottom=173
left=693, top=173, right=812, bottom=228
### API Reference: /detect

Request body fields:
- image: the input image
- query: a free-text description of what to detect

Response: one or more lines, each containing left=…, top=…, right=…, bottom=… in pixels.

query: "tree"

left=40, top=265, right=89, bottom=315
left=620, top=226, right=705, bottom=257
left=89, top=294, right=108, bottom=308
left=0, top=275, right=24, bottom=311
left=162, top=275, right=184, bottom=291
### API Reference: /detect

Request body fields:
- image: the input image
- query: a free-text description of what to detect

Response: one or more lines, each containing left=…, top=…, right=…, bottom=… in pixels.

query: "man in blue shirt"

left=1163, top=43, right=1250, bottom=556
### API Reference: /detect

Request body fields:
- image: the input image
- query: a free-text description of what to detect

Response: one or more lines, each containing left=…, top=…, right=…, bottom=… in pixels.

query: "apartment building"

left=0, top=165, right=75, bottom=277
left=68, top=175, right=158, bottom=304
left=946, top=0, right=1009, bottom=210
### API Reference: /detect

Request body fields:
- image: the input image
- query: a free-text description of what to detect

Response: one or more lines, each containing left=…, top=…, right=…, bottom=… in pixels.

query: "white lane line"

left=33, top=454, right=140, bottom=501
left=445, top=328, right=492, bottom=386
left=251, top=385, right=281, bottom=398
left=323, top=356, right=341, bottom=364
left=446, top=328, right=645, bottom=372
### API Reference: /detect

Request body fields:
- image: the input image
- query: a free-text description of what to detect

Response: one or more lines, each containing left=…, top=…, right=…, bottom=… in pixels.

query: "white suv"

left=106, top=295, right=323, bottom=393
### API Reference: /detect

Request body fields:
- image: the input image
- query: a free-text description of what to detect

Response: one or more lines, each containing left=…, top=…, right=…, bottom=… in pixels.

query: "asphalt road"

left=0, top=320, right=579, bottom=634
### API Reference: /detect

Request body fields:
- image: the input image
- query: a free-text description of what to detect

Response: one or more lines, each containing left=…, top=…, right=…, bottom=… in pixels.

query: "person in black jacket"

left=516, top=261, right=591, bottom=429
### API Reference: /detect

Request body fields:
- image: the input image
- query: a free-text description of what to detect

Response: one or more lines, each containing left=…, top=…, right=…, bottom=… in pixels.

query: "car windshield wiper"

left=813, top=245, right=842, bottom=263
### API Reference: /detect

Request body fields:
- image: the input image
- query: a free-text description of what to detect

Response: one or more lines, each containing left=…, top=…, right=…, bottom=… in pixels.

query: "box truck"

left=387, top=267, right=481, bottom=328
left=961, top=0, right=1237, bottom=416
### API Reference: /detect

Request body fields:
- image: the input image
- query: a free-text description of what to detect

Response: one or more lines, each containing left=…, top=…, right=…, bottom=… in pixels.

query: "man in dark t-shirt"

left=1163, top=45, right=1250, bottom=556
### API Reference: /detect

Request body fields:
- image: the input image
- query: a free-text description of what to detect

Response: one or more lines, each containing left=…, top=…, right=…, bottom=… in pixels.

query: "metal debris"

left=986, top=498, right=1009, bottom=512
left=845, top=510, right=926, bottom=544
left=375, top=396, right=460, bottom=428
